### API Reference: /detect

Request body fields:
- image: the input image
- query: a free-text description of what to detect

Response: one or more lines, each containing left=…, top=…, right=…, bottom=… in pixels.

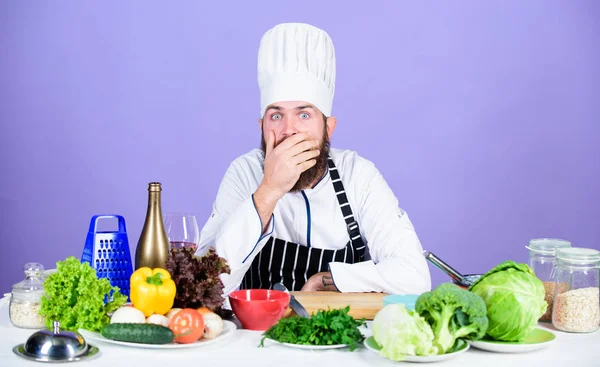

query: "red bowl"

left=229, top=289, right=290, bottom=331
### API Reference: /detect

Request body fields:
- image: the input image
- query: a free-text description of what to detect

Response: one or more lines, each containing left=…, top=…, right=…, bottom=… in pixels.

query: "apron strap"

left=327, top=158, right=366, bottom=259
left=240, top=158, right=368, bottom=291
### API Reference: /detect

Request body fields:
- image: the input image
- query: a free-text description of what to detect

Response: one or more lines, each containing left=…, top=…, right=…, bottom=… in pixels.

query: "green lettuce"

left=372, top=304, right=437, bottom=361
left=39, top=256, right=127, bottom=332
left=469, top=260, right=547, bottom=341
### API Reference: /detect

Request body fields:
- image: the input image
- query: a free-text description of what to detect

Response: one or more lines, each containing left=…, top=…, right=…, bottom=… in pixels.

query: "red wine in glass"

left=170, top=241, right=198, bottom=251
left=164, top=213, right=200, bottom=253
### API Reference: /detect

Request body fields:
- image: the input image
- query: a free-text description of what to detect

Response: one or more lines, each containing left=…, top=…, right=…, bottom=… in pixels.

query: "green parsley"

left=259, top=306, right=366, bottom=351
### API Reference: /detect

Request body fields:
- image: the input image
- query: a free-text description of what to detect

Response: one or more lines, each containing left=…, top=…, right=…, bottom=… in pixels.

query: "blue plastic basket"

left=81, top=215, right=133, bottom=300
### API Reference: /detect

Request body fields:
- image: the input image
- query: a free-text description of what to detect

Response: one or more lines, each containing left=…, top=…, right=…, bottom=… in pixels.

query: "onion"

left=146, top=314, right=170, bottom=327
left=110, top=307, right=146, bottom=324
left=166, top=308, right=182, bottom=321
left=202, top=312, right=224, bottom=339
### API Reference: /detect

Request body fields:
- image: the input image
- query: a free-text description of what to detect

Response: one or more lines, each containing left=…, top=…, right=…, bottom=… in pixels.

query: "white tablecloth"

left=1, top=296, right=599, bottom=367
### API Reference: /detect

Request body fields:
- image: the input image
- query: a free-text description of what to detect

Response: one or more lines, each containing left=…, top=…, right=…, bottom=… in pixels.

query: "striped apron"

left=240, top=158, right=366, bottom=291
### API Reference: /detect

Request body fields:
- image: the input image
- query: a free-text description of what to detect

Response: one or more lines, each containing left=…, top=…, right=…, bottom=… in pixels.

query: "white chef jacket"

left=197, top=148, right=431, bottom=296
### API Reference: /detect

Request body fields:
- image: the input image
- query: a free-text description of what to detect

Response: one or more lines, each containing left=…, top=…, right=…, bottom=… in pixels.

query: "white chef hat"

left=257, top=23, right=336, bottom=117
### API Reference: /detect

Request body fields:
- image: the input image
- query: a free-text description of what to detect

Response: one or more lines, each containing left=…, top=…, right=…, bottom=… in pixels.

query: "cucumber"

left=101, top=323, right=174, bottom=344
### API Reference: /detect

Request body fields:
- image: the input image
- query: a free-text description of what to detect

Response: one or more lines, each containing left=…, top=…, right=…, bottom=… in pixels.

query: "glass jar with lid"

left=526, top=238, right=571, bottom=321
left=552, top=247, right=600, bottom=333
left=9, top=262, right=47, bottom=329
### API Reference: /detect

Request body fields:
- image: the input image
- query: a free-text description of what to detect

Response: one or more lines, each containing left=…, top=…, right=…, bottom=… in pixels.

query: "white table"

left=1, top=297, right=599, bottom=366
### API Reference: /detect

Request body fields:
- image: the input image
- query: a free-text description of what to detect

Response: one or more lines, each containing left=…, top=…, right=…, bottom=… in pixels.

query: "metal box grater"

left=81, top=215, right=133, bottom=300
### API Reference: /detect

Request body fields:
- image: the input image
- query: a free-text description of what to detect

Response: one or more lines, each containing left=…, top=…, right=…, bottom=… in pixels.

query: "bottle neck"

left=147, top=191, right=162, bottom=213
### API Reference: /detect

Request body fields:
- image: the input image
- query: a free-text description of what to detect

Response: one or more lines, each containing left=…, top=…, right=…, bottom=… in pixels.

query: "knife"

left=273, top=283, right=310, bottom=318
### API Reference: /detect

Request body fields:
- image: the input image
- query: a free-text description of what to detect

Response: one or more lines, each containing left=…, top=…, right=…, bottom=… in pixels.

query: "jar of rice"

left=526, top=238, right=571, bottom=322
left=552, top=247, right=600, bottom=333
left=9, top=262, right=46, bottom=329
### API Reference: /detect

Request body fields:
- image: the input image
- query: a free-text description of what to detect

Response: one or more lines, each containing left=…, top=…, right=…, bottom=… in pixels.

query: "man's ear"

left=326, top=116, right=337, bottom=138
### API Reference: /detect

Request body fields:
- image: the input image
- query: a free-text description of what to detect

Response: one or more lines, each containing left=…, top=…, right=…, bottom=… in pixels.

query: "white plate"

left=364, top=336, right=469, bottom=363
left=79, top=320, right=236, bottom=349
left=468, top=328, right=556, bottom=353
left=263, top=337, right=349, bottom=350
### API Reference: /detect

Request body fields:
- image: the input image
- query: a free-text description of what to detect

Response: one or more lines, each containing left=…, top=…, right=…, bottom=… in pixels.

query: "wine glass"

left=163, top=213, right=200, bottom=252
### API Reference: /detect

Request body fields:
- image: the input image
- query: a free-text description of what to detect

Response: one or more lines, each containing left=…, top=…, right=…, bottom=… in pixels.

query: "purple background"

left=1, top=1, right=599, bottom=294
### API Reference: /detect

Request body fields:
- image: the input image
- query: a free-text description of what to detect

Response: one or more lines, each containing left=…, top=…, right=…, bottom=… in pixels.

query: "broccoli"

left=415, top=283, right=488, bottom=354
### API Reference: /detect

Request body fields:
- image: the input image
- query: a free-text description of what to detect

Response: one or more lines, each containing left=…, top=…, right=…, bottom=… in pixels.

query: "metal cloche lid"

left=13, top=321, right=100, bottom=363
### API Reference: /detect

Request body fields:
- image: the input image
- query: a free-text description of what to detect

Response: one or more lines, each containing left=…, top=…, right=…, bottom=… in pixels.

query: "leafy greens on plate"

left=259, top=306, right=366, bottom=351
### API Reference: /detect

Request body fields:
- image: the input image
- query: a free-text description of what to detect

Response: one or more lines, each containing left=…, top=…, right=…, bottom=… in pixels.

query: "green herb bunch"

left=260, top=306, right=366, bottom=351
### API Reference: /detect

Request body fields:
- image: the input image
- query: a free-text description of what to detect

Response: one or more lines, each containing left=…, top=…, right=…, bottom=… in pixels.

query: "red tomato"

left=169, top=308, right=205, bottom=344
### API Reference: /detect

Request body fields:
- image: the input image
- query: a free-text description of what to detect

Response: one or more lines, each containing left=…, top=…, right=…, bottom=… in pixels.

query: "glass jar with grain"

left=526, top=238, right=571, bottom=322
left=552, top=247, right=600, bottom=333
left=9, top=262, right=46, bottom=329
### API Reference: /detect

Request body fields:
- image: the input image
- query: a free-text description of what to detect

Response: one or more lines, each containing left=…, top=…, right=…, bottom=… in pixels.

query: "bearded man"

left=197, top=23, right=431, bottom=295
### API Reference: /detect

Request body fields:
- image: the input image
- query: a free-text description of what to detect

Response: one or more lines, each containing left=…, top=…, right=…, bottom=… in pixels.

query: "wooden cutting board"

left=286, top=291, right=387, bottom=320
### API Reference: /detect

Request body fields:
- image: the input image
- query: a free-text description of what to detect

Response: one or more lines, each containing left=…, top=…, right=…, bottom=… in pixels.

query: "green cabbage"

left=468, top=260, right=547, bottom=341
left=372, top=304, right=438, bottom=361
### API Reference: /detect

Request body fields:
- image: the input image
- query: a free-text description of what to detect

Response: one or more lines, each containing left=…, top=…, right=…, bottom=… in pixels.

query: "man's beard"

left=261, top=127, right=330, bottom=193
